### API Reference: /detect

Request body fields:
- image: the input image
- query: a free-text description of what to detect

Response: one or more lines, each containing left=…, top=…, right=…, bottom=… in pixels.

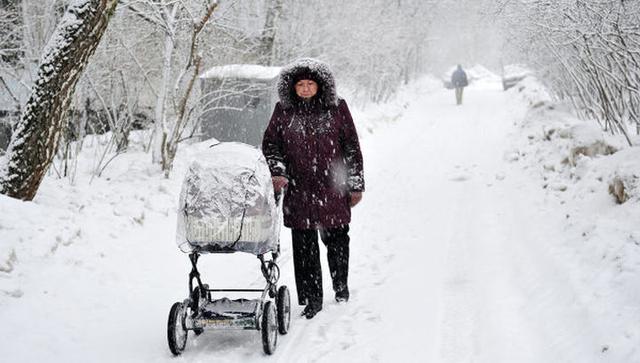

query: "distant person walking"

left=451, top=65, right=468, bottom=105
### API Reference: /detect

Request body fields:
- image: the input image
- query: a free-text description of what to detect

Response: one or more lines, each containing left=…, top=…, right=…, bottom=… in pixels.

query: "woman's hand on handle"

left=350, top=192, right=363, bottom=208
left=272, top=176, right=289, bottom=193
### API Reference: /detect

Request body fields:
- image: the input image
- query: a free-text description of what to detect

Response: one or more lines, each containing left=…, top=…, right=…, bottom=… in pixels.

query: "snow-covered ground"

left=1, top=70, right=639, bottom=362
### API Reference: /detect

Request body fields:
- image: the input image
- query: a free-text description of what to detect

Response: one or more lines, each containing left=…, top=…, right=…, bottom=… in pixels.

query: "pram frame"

left=168, top=241, right=289, bottom=355
left=183, top=247, right=281, bottom=328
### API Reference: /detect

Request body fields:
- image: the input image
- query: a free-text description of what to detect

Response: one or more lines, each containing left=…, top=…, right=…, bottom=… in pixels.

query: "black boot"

left=301, top=300, right=323, bottom=319
left=320, top=227, right=350, bottom=304
left=335, top=288, right=349, bottom=303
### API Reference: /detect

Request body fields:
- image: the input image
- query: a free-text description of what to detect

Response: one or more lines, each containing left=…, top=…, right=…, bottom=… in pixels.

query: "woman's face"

left=295, top=79, right=318, bottom=99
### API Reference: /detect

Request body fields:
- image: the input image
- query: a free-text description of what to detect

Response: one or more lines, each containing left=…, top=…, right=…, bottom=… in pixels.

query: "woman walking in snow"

left=262, top=58, right=365, bottom=319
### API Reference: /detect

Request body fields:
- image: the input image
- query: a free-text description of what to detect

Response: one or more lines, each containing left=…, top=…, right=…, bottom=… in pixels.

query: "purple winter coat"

left=262, top=59, right=364, bottom=230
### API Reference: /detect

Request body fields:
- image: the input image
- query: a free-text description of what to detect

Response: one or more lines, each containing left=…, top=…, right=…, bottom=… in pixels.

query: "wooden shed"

left=198, top=64, right=281, bottom=146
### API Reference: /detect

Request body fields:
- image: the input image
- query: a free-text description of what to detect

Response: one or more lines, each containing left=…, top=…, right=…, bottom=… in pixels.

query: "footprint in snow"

left=373, top=275, right=388, bottom=286
left=449, top=173, right=471, bottom=182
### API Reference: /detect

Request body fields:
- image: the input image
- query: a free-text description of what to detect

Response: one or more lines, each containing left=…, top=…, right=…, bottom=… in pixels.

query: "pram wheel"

left=261, top=301, right=278, bottom=355
left=167, top=302, right=188, bottom=355
left=276, top=286, right=291, bottom=334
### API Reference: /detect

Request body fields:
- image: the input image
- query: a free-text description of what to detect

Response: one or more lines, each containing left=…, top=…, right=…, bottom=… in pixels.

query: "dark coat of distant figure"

left=451, top=65, right=468, bottom=105
left=262, top=59, right=365, bottom=229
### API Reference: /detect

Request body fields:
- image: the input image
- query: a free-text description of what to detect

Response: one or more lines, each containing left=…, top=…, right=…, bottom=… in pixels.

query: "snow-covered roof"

left=199, top=64, right=281, bottom=81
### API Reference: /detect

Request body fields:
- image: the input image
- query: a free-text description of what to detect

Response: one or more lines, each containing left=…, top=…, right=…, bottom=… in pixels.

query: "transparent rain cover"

left=176, top=142, right=280, bottom=255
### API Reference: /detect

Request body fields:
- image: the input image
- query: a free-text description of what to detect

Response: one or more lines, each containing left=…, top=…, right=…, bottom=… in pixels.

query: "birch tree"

left=0, top=0, right=119, bottom=200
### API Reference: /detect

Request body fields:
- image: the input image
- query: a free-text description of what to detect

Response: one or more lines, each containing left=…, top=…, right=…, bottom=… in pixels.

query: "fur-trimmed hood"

left=276, top=58, right=339, bottom=109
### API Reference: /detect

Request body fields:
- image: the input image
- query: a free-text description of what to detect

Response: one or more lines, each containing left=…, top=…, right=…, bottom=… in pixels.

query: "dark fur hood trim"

left=277, top=58, right=339, bottom=109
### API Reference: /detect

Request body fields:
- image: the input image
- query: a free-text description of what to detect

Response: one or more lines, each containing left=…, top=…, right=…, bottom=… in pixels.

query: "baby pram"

left=167, top=142, right=290, bottom=356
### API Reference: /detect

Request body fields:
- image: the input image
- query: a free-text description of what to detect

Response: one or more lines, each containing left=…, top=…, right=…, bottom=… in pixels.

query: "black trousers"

left=291, top=225, right=350, bottom=305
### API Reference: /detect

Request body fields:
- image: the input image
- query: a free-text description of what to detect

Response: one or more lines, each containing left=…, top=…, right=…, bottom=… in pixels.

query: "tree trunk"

left=152, top=4, right=177, bottom=164
left=0, top=0, right=119, bottom=201
left=259, top=0, right=283, bottom=66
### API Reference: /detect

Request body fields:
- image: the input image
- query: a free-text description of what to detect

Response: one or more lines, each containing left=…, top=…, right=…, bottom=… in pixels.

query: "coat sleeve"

left=338, top=99, right=365, bottom=192
left=262, top=102, right=288, bottom=178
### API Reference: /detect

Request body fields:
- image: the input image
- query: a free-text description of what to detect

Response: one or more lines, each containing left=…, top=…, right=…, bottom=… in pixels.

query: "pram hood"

left=176, top=142, right=280, bottom=255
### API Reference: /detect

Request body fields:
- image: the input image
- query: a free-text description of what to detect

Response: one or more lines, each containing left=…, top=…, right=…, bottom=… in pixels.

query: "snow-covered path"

left=2, top=81, right=613, bottom=362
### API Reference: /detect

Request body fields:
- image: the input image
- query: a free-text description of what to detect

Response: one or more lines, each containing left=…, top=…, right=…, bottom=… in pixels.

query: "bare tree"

left=160, top=1, right=219, bottom=176
left=122, top=0, right=219, bottom=170
left=0, top=0, right=119, bottom=200
left=499, top=0, right=640, bottom=144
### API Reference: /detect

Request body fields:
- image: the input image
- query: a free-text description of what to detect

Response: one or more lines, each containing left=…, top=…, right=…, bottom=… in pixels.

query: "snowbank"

left=507, top=76, right=640, bottom=358
left=506, top=75, right=553, bottom=107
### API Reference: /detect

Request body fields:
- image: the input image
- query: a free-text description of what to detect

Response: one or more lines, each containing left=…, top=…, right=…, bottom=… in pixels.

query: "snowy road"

left=2, top=81, right=609, bottom=362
